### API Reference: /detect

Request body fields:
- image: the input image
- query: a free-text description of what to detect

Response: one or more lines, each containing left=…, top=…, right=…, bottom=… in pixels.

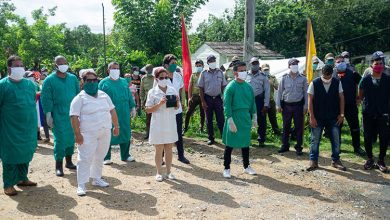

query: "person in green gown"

left=99, top=61, right=136, bottom=165
left=41, top=55, right=80, bottom=177
left=222, top=61, right=257, bottom=178
left=0, top=55, right=38, bottom=196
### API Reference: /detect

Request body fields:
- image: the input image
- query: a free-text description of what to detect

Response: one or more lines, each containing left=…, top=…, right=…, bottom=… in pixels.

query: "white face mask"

left=158, top=79, right=168, bottom=88
left=237, top=71, right=248, bottom=80
left=344, top=58, right=350, bottom=64
left=9, top=67, right=25, bottom=81
left=133, top=71, right=139, bottom=76
left=109, top=69, right=120, bottom=80
left=321, top=76, right=332, bottom=84
left=290, top=65, right=299, bottom=73
left=208, top=62, right=217, bottom=69
left=57, top=64, right=69, bottom=73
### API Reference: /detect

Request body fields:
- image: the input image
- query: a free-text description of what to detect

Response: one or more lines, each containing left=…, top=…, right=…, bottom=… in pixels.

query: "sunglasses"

left=158, top=76, right=169, bottom=80
left=85, top=78, right=98, bottom=83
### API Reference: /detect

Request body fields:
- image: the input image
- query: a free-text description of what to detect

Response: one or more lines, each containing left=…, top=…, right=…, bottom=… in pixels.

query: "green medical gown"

left=98, top=77, right=136, bottom=145
left=0, top=78, right=37, bottom=164
left=40, top=72, right=79, bottom=160
left=222, top=80, right=256, bottom=148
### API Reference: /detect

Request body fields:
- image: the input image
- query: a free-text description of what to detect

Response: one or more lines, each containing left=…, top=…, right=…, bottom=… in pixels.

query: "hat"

left=312, top=56, right=319, bottom=63
left=261, top=63, right=270, bottom=70
left=371, top=51, right=384, bottom=61
left=207, top=54, right=216, bottom=62
left=231, top=56, right=240, bottom=62
left=195, top=59, right=204, bottom=65
left=324, top=53, right=334, bottom=60
left=250, top=57, right=259, bottom=64
left=341, top=51, right=350, bottom=57
left=288, top=58, right=300, bottom=65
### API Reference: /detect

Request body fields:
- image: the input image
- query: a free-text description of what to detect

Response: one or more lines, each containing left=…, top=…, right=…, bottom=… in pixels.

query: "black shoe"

left=178, top=157, right=190, bottom=164
left=354, top=147, right=366, bottom=156
left=207, top=140, right=215, bottom=145
left=376, top=161, right=388, bottom=173
left=258, top=141, right=265, bottom=147
left=364, top=158, right=375, bottom=170
left=162, top=161, right=165, bottom=166
left=278, top=146, right=289, bottom=153
left=294, top=146, right=303, bottom=156
left=55, top=161, right=64, bottom=177
left=65, top=156, right=77, bottom=170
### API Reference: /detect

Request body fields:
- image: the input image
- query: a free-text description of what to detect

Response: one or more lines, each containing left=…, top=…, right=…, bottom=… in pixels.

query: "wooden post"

left=243, top=0, right=255, bottom=63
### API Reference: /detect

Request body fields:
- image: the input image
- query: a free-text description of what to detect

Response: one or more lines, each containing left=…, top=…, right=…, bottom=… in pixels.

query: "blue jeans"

left=309, top=119, right=341, bottom=161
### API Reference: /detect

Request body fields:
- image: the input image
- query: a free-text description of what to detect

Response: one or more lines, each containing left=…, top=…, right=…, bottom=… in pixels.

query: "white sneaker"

left=244, top=166, right=257, bottom=175
left=223, top=169, right=231, bottom=178
left=125, top=156, right=135, bottom=162
left=77, top=184, right=86, bottom=196
left=103, top=160, right=113, bottom=165
left=167, top=173, right=176, bottom=180
left=155, top=174, right=163, bottom=182
left=92, top=178, right=109, bottom=187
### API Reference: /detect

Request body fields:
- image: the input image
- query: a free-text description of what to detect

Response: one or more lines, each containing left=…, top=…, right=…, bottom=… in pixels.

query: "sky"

left=11, top=0, right=236, bottom=33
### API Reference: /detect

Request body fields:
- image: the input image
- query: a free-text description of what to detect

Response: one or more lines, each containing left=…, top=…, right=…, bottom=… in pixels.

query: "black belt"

left=284, top=101, right=303, bottom=106
left=205, top=94, right=221, bottom=99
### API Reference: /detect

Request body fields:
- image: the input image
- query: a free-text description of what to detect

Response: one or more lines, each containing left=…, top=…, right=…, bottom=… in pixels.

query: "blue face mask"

left=195, top=67, right=203, bottom=73
left=312, top=63, right=318, bottom=70
left=336, top=62, right=347, bottom=72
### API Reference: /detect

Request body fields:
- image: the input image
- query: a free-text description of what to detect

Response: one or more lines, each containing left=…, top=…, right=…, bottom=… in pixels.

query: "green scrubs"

left=0, top=78, right=37, bottom=188
left=40, top=72, right=80, bottom=161
left=222, top=80, right=256, bottom=148
left=98, top=77, right=136, bottom=161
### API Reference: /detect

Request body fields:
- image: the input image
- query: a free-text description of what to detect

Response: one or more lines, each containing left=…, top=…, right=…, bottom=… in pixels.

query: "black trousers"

left=340, top=104, right=360, bottom=150
left=184, top=95, right=205, bottom=131
left=363, top=114, right=389, bottom=161
left=176, top=113, right=185, bottom=159
left=223, top=146, right=250, bottom=169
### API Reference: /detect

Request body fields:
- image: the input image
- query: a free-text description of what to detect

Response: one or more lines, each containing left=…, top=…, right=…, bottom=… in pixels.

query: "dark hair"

left=154, top=67, right=168, bottom=78
left=7, top=55, right=22, bottom=67
left=162, top=54, right=177, bottom=65
left=233, top=61, right=246, bottom=71
left=322, top=64, right=334, bottom=75
left=335, top=55, right=344, bottom=60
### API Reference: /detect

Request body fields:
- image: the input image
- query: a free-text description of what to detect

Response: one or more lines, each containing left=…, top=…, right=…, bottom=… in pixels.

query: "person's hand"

left=261, top=106, right=268, bottom=115
left=228, top=117, right=237, bottom=133
left=356, top=98, right=362, bottom=106
left=130, top=108, right=137, bottom=118
left=336, top=114, right=344, bottom=126
left=46, top=112, right=53, bottom=128
left=202, top=101, right=208, bottom=111
left=277, top=107, right=283, bottom=113
left=188, top=97, right=192, bottom=104
left=304, top=108, right=308, bottom=115
left=75, top=133, right=84, bottom=145
left=252, top=114, right=258, bottom=128
left=309, top=116, right=317, bottom=128
left=113, top=126, right=120, bottom=136
left=158, top=96, right=167, bottom=106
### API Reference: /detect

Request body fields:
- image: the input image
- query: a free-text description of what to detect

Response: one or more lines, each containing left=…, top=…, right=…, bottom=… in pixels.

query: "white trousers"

left=77, top=128, right=111, bottom=185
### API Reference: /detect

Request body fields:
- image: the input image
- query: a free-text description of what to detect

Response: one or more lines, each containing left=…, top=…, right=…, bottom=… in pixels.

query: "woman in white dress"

left=69, top=69, right=119, bottom=196
left=145, top=67, right=179, bottom=182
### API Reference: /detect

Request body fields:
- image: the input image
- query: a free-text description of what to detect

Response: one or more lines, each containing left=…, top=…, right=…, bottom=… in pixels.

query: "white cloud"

left=10, top=0, right=235, bottom=33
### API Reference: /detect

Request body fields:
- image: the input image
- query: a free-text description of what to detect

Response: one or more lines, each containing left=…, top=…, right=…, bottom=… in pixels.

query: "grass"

left=131, top=106, right=389, bottom=165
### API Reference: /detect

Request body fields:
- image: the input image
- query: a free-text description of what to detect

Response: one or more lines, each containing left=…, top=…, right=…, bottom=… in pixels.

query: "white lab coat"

left=69, top=90, right=114, bottom=184
left=145, top=85, right=178, bottom=145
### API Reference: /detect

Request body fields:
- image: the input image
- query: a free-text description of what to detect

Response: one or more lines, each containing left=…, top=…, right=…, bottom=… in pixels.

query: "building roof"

left=204, top=42, right=284, bottom=59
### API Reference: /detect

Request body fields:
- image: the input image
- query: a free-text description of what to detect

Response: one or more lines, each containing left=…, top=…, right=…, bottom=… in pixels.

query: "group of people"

left=0, top=50, right=389, bottom=197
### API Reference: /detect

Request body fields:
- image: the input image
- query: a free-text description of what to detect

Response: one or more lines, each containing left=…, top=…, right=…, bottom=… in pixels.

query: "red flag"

left=181, top=14, right=192, bottom=92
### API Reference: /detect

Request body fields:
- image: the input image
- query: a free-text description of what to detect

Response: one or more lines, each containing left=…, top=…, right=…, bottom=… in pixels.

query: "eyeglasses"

left=158, top=77, right=169, bottom=80
left=85, top=78, right=98, bottom=83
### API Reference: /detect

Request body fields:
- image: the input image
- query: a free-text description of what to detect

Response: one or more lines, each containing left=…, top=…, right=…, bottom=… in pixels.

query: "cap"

left=312, top=56, right=319, bottom=63
left=341, top=51, right=350, bottom=57
left=250, top=57, right=259, bottom=64
left=324, top=53, right=334, bottom=60
left=288, top=58, right=300, bottom=65
left=207, top=54, right=216, bottom=62
left=261, top=63, right=270, bottom=70
left=371, top=51, right=384, bottom=61
left=195, top=59, right=204, bottom=65
left=231, top=56, right=240, bottom=62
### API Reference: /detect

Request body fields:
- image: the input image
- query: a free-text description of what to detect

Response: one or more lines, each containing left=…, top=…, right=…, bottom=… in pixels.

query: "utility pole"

left=243, top=0, right=255, bottom=63
left=102, top=3, right=107, bottom=74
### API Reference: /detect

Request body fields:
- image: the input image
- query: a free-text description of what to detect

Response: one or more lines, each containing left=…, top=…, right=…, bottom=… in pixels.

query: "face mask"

left=158, top=79, right=168, bottom=88
left=372, top=65, right=384, bottom=74
left=83, top=82, right=99, bottom=96
left=196, top=67, right=203, bottom=73
left=312, top=63, right=318, bottom=70
left=237, top=71, right=248, bottom=80
left=344, top=58, right=350, bottom=64
left=133, top=71, right=139, bottom=76
left=57, top=65, right=68, bottom=73
left=290, top=65, right=299, bottom=73
left=263, top=70, right=270, bottom=76
left=326, top=59, right=334, bottom=66
left=9, top=67, right=25, bottom=81
left=208, top=62, right=217, bottom=69
left=168, top=64, right=177, bottom=73
left=109, top=69, right=120, bottom=80
left=336, top=62, right=347, bottom=72
left=125, top=77, right=132, bottom=84
left=251, top=64, right=260, bottom=72
left=321, top=76, right=332, bottom=84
